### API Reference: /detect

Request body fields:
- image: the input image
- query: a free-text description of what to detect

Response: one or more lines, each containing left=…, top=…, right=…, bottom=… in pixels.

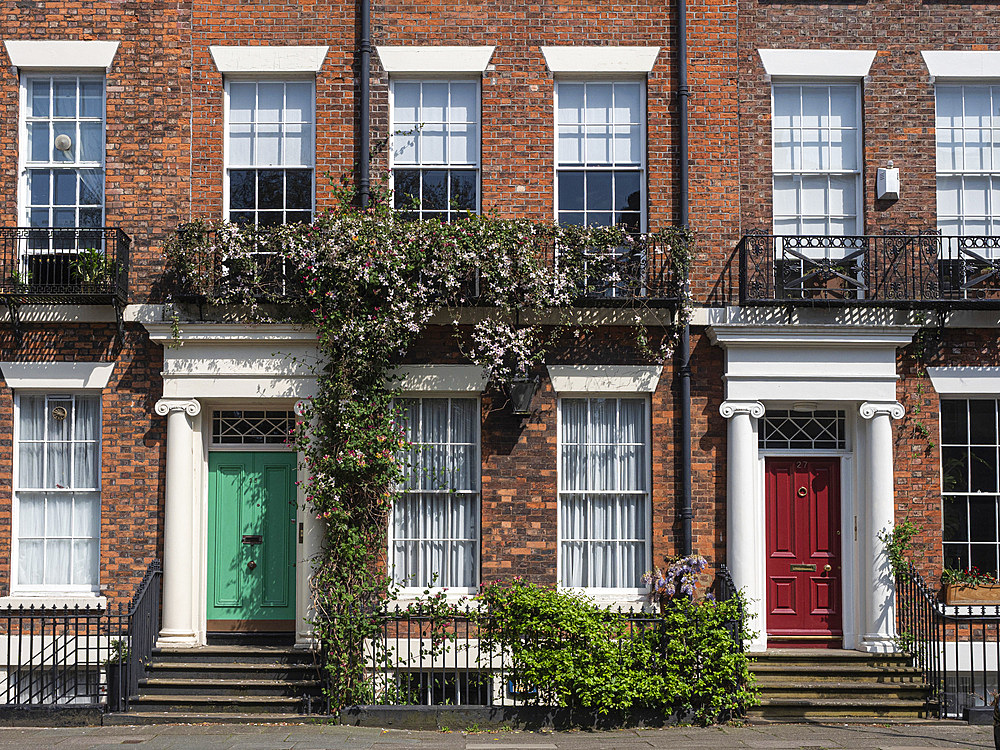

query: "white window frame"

left=388, top=77, right=482, bottom=220
left=771, top=81, right=863, bottom=243
left=390, top=394, right=481, bottom=597
left=935, top=83, right=1000, bottom=244
left=553, top=79, right=647, bottom=232
left=556, top=394, right=651, bottom=600
left=11, top=392, right=102, bottom=595
left=18, top=73, right=106, bottom=229
left=222, top=77, right=317, bottom=225
left=940, top=397, right=1000, bottom=577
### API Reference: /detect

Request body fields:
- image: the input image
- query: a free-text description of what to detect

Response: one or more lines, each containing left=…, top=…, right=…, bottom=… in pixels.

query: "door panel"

left=208, top=452, right=297, bottom=629
left=765, top=457, right=842, bottom=646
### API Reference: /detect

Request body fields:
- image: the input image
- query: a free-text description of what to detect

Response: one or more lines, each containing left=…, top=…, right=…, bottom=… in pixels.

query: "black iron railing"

left=326, top=590, right=745, bottom=712
left=171, top=227, right=681, bottom=305
left=111, top=560, right=162, bottom=712
left=896, top=562, right=1000, bottom=718
left=0, top=227, right=129, bottom=304
left=715, top=564, right=745, bottom=654
left=1, top=559, right=161, bottom=711
left=735, top=233, right=1000, bottom=306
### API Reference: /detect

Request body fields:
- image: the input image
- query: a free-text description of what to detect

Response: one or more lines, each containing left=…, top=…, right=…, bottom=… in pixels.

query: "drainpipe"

left=677, top=0, right=693, bottom=557
left=359, top=0, right=371, bottom=209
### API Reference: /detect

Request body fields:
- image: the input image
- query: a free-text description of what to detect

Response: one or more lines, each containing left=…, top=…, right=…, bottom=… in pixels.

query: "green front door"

left=208, top=452, right=297, bottom=631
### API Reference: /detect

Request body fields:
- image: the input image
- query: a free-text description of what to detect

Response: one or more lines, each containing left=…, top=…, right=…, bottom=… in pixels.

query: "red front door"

left=765, top=458, right=842, bottom=647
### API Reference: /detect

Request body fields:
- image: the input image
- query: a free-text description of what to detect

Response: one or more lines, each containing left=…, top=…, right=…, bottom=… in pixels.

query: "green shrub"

left=477, top=580, right=756, bottom=724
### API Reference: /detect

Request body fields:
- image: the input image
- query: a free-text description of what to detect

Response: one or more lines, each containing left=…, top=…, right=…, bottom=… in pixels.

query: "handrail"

left=735, top=232, right=1000, bottom=307
left=896, top=562, right=1000, bottom=718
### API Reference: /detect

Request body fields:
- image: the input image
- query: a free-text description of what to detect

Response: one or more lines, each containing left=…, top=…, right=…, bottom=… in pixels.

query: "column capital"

left=720, top=400, right=765, bottom=419
left=859, top=401, right=904, bottom=420
left=154, top=398, right=202, bottom=417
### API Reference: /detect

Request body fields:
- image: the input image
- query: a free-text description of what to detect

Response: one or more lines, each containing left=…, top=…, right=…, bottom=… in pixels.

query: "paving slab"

left=0, top=723, right=994, bottom=750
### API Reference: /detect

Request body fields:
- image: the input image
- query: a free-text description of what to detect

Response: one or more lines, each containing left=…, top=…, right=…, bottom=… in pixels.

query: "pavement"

left=0, top=722, right=994, bottom=750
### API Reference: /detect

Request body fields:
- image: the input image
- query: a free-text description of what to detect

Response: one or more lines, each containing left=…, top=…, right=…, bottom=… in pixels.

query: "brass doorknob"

left=797, top=487, right=807, bottom=497
left=824, top=564, right=832, bottom=572
left=247, top=560, right=257, bottom=570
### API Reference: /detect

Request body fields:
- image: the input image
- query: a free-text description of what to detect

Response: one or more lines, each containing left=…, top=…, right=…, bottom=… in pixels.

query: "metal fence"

left=0, top=227, right=130, bottom=304
left=1, top=560, right=161, bottom=711
left=340, top=574, right=745, bottom=710
left=735, top=233, right=1000, bottom=306
left=896, top=562, right=1000, bottom=718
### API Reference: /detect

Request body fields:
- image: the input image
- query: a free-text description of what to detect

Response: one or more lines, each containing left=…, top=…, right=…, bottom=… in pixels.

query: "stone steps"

left=746, top=649, right=931, bottom=722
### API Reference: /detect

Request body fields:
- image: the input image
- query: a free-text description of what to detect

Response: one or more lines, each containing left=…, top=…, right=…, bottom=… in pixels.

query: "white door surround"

left=709, top=324, right=918, bottom=653
left=145, top=323, right=321, bottom=647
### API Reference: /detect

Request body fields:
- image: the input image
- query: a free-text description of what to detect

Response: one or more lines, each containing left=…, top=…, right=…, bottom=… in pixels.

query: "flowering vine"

left=164, top=188, right=693, bottom=710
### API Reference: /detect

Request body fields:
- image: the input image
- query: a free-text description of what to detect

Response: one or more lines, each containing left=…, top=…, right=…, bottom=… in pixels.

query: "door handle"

left=824, top=564, right=832, bottom=572
left=247, top=560, right=257, bottom=570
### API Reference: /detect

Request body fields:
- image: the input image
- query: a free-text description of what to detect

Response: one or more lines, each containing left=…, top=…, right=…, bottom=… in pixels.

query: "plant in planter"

left=104, top=638, right=129, bottom=711
left=643, top=554, right=708, bottom=613
left=71, top=248, right=110, bottom=289
left=941, top=567, right=1000, bottom=605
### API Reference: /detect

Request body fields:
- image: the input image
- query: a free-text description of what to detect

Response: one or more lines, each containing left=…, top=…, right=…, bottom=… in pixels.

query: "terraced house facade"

left=0, top=0, right=996, bottom=673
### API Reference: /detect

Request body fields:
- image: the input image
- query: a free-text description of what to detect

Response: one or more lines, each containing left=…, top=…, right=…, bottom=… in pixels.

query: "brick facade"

left=0, top=0, right=995, bottom=639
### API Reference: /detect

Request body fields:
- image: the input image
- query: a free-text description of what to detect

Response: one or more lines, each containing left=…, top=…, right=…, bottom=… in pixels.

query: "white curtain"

left=560, top=398, right=647, bottom=588
left=17, top=395, right=100, bottom=588
left=394, top=398, right=479, bottom=588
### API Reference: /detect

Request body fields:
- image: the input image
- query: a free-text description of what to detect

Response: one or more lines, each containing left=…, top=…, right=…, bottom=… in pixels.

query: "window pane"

left=449, top=123, right=477, bottom=165
left=942, top=399, right=968, bottom=444
left=30, top=79, right=50, bottom=117
left=559, top=84, right=585, bottom=125
left=53, top=80, right=76, bottom=118
left=615, top=172, right=641, bottom=213
left=422, top=170, right=447, bottom=210
left=942, top=446, right=968, bottom=492
left=450, top=82, right=477, bottom=122
left=256, top=82, right=283, bottom=123
left=970, top=496, right=998, bottom=542
left=230, top=170, right=255, bottom=210
left=451, top=171, right=477, bottom=212
left=285, top=82, right=312, bottom=122
left=586, top=171, right=613, bottom=211
left=394, top=170, right=420, bottom=210
left=283, top=123, right=312, bottom=166
left=559, top=172, right=585, bottom=211
left=422, top=82, right=448, bottom=122
left=421, top=125, right=446, bottom=164
left=613, top=83, right=641, bottom=124
left=257, top=170, right=283, bottom=210
left=229, top=82, right=256, bottom=123
left=586, top=83, right=613, bottom=124
left=970, top=400, right=997, bottom=443
left=28, top=122, right=50, bottom=163
left=285, top=170, right=312, bottom=211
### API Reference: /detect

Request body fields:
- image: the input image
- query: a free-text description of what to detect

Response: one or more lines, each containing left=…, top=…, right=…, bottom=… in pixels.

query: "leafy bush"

left=477, top=580, right=756, bottom=724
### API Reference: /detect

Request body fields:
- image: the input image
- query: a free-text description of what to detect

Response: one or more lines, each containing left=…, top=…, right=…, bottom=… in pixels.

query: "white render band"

left=758, top=49, right=877, bottom=78
left=0, top=361, right=115, bottom=390
left=376, top=46, right=495, bottom=73
left=541, top=46, right=660, bottom=74
left=3, top=40, right=119, bottom=69
left=209, top=45, right=329, bottom=74
left=926, top=366, right=1000, bottom=395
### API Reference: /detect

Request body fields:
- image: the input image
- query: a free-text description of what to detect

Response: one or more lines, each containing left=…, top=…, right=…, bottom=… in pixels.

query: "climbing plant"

left=164, top=187, right=693, bottom=710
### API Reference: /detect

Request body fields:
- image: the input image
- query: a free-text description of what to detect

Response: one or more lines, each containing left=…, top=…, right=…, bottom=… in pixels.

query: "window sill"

left=1, top=594, right=107, bottom=610
left=560, top=589, right=650, bottom=611
left=392, top=588, right=479, bottom=609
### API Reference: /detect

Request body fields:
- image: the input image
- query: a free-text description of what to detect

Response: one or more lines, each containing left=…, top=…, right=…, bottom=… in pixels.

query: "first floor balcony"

left=0, top=227, right=130, bottom=306
left=730, top=233, right=1000, bottom=308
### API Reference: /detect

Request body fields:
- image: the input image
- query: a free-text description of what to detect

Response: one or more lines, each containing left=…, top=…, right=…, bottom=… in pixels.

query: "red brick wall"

left=0, top=1, right=191, bottom=303
left=0, top=324, right=164, bottom=603
left=736, top=2, right=1000, bottom=239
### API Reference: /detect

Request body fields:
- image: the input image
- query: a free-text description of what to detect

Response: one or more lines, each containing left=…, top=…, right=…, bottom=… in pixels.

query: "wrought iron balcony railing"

left=0, top=227, right=130, bottom=305
left=735, top=233, right=1000, bottom=307
left=0, top=228, right=130, bottom=341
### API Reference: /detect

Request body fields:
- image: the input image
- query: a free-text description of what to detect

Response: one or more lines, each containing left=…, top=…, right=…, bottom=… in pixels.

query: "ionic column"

left=154, top=398, right=202, bottom=647
left=859, top=401, right=905, bottom=653
left=720, top=400, right=766, bottom=652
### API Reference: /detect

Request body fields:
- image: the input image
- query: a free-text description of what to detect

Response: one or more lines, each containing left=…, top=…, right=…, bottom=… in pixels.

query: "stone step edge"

left=104, top=712, right=325, bottom=726
left=140, top=678, right=322, bottom=687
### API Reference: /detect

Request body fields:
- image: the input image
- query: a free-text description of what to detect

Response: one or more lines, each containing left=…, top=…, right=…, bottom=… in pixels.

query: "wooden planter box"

left=942, top=582, right=1000, bottom=604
